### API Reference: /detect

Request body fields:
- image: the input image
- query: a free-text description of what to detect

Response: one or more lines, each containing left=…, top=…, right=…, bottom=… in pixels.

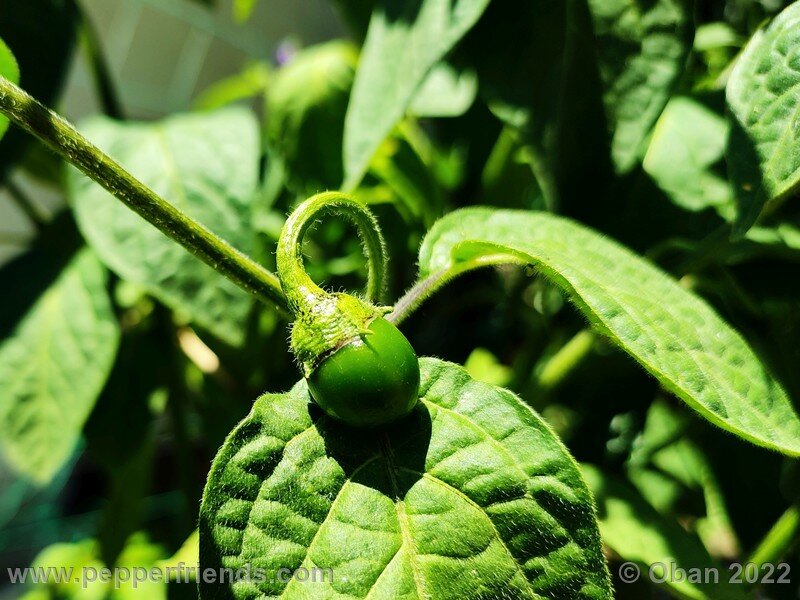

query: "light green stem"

left=276, top=191, right=387, bottom=313
left=748, top=506, right=799, bottom=566
left=0, top=76, right=288, bottom=313
left=534, top=329, right=596, bottom=394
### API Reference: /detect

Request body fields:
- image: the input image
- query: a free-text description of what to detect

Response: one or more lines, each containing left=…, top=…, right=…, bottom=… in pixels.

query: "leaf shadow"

left=726, top=113, right=769, bottom=237
left=310, top=401, right=432, bottom=500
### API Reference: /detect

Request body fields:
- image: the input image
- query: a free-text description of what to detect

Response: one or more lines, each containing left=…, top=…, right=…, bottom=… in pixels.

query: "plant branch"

left=0, top=76, right=288, bottom=314
left=387, top=254, right=528, bottom=326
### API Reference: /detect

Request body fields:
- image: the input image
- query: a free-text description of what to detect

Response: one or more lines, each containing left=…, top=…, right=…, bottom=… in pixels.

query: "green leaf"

left=582, top=465, right=747, bottom=600
left=726, top=1, right=800, bottom=233
left=343, top=0, right=492, bottom=189
left=409, top=61, right=478, bottom=118
left=233, top=0, right=259, bottom=22
left=589, top=0, right=694, bottom=173
left=193, top=62, right=270, bottom=112
left=68, top=108, right=260, bottom=346
left=643, top=97, right=734, bottom=214
left=266, top=41, right=357, bottom=194
left=417, top=208, right=800, bottom=456
left=0, top=247, right=119, bottom=484
left=0, top=37, right=19, bottom=141
left=200, top=358, right=611, bottom=599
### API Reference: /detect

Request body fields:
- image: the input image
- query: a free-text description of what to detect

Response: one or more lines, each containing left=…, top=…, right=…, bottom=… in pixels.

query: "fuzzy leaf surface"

left=727, top=1, right=800, bottom=232
left=200, top=358, right=611, bottom=599
left=418, top=208, right=800, bottom=456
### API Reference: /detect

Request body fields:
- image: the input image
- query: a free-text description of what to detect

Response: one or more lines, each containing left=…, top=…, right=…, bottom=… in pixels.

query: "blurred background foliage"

left=0, top=0, right=799, bottom=598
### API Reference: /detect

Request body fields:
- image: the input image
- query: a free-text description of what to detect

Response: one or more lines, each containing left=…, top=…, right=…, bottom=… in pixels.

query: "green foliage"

left=266, top=42, right=357, bottom=194
left=0, top=244, right=119, bottom=483
left=418, top=208, right=800, bottom=455
left=200, top=358, right=611, bottom=599
left=343, top=0, right=492, bottom=189
left=3, top=0, right=800, bottom=597
left=590, top=0, right=694, bottom=173
left=68, top=108, right=260, bottom=346
left=727, top=1, right=800, bottom=233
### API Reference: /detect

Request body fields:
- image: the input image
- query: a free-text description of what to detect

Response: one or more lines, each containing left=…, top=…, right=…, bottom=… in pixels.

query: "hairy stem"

left=276, top=191, right=387, bottom=312
left=0, top=76, right=288, bottom=313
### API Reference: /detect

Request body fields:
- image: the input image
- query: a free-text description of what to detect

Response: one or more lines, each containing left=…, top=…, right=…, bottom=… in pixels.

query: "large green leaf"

left=417, top=208, right=800, bottom=456
left=200, top=358, right=611, bottom=599
left=0, top=247, right=119, bottom=484
left=68, top=108, right=260, bottom=346
left=589, top=0, right=694, bottom=173
left=342, top=0, right=492, bottom=189
left=726, top=1, right=800, bottom=233
left=0, top=37, right=19, bottom=141
left=582, top=465, right=746, bottom=600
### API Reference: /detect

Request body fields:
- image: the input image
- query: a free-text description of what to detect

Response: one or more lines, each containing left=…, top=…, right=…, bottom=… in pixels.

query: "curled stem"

left=0, top=76, right=288, bottom=314
left=277, top=191, right=387, bottom=313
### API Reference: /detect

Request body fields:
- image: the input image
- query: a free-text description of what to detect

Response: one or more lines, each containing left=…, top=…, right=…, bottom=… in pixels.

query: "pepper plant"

left=1, top=0, right=800, bottom=599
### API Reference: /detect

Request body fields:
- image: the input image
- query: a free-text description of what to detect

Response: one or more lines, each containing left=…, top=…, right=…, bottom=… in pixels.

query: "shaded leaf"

left=266, top=42, right=356, bottom=194
left=589, top=0, right=694, bottom=173
left=409, top=61, right=477, bottom=118
left=582, top=465, right=747, bottom=600
left=726, top=1, right=800, bottom=233
left=417, top=208, right=800, bottom=456
left=343, top=0, right=492, bottom=189
left=0, top=246, right=119, bottom=484
left=69, top=108, right=260, bottom=346
left=200, top=358, right=611, bottom=599
left=643, top=97, right=734, bottom=214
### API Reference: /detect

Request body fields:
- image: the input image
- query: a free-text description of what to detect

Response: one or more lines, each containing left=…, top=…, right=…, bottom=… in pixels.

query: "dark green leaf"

left=726, top=1, right=800, bottom=233
left=68, top=108, right=261, bottom=346
left=343, top=0, right=492, bottom=189
left=200, top=358, right=611, bottom=599
left=417, top=208, right=800, bottom=456
left=589, top=0, right=694, bottom=173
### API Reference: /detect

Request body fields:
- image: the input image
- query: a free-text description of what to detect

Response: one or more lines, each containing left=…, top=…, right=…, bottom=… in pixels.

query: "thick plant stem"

left=534, top=329, right=596, bottom=394
left=0, top=76, right=288, bottom=313
left=748, top=506, right=799, bottom=566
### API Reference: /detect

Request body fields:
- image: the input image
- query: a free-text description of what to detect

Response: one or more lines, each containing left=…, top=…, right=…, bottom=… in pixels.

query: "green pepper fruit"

left=277, top=193, right=420, bottom=429
left=308, top=316, right=419, bottom=427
